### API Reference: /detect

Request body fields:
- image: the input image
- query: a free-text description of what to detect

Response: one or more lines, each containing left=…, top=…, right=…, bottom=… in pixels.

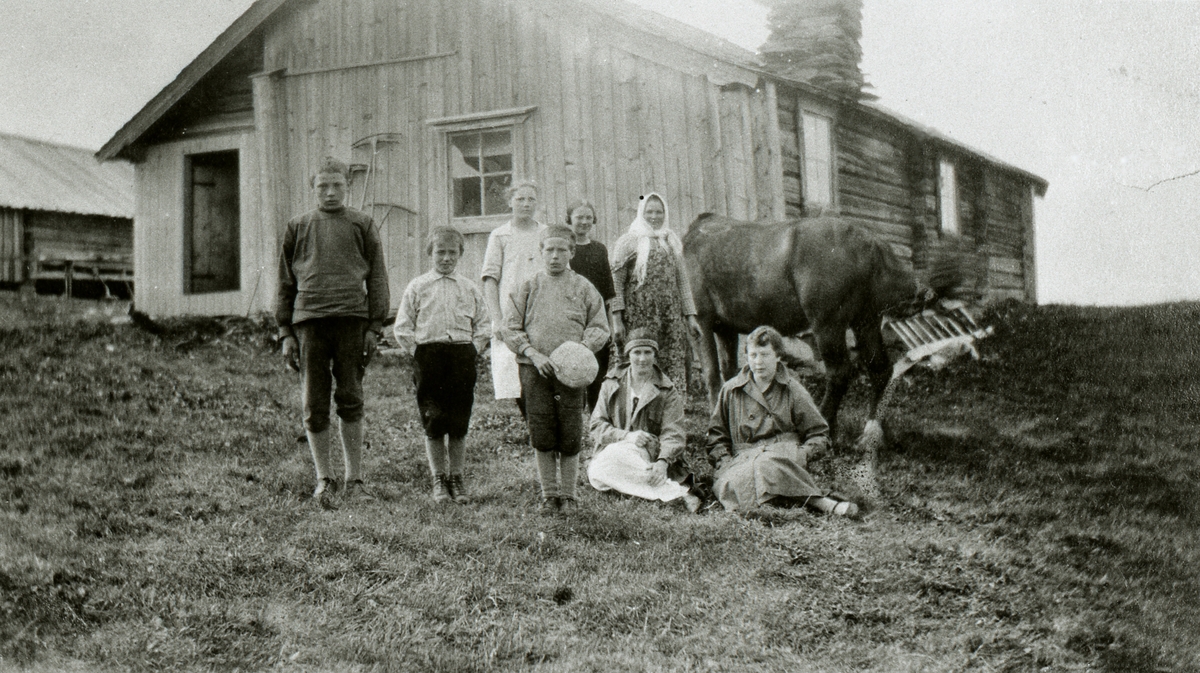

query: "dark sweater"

left=571, top=240, right=615, bottom=303
left=275, top=206, right=390, bottom=337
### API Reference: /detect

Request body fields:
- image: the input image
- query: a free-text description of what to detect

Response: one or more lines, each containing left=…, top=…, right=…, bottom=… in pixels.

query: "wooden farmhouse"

left=98, top=0, right=1047, bottom=318
left=1, top=132, right=134, bottom=298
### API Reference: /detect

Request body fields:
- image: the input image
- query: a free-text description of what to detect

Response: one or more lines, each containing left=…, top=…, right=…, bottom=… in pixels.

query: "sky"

left=1, top=0, right=1197, bottom=306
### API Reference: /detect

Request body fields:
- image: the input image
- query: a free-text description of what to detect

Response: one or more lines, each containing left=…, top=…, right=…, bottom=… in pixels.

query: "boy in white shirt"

left=394, top=226, right=490, bottom=503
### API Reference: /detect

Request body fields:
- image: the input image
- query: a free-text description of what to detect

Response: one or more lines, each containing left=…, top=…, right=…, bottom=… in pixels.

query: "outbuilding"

left=98, top=0, right=1046, bottom=317
left=1, top=132, right=134, bottom=298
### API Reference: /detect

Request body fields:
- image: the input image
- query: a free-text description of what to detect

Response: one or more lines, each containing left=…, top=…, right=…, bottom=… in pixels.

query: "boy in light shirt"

left=394, top=226, right=490, bottom=504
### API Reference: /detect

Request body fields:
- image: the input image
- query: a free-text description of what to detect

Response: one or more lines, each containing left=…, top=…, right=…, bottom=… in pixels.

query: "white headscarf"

left=622, top=192, right=683, bottom=287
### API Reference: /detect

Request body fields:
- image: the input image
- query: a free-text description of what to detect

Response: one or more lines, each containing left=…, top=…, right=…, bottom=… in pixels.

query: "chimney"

left=758, top=0, right=873, bottom=100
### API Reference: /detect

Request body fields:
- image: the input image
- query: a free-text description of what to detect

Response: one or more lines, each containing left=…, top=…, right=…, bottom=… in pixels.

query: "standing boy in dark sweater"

left=277, top=158, right=390, bottom=508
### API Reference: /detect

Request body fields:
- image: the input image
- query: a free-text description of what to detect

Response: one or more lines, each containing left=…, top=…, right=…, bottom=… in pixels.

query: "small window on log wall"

left=184, top=150, right=240, bottom=294
left=801, top=111, right=834, bottom=208
left=938, top=158, right=959, bottom=235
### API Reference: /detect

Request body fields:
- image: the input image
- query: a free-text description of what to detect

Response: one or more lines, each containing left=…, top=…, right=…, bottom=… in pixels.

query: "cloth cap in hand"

left=549, top=341, right=598, bottom=389
left=623, top=327, right=659, bottom=354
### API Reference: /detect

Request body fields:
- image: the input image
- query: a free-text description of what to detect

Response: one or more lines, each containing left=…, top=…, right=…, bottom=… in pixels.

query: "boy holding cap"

left=505, top=225, right=609, bottom=513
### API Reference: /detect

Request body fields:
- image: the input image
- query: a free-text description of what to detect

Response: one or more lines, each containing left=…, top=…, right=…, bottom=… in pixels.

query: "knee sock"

left=805, top=496, right=836, bottom=514
left=559, top=453, right=579, bottom=500
left=447, top=436, right=466, bottom=475
left=306, top=428, right=333, bottom=482
left=536, top=450, right=559, bottom=499
left=339, top=418, right=363, bottom=483
left=425, top=436, right=448, bottom=478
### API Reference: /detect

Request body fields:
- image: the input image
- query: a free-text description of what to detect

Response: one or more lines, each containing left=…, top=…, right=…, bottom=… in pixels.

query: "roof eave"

left=851, top=99, right=1049, bottom=196
left=96, top=0, right=294, bottom=162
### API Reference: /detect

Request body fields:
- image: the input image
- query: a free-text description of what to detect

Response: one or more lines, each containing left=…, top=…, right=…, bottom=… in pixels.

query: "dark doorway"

left=184, top=150, right=240, bottom=294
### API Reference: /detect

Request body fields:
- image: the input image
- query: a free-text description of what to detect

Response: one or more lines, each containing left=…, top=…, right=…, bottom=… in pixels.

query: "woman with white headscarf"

left=609, top=193, right=701, bottom=389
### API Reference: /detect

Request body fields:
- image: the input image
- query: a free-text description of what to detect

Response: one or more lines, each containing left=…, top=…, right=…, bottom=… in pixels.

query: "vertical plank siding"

left=134, top=131, right=262, bottom=317
left=132, top=0, right=1039, bottom=316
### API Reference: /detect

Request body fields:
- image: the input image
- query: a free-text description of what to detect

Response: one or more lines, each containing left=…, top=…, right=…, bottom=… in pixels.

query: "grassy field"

left=2, top=291, right=1199, bottom=672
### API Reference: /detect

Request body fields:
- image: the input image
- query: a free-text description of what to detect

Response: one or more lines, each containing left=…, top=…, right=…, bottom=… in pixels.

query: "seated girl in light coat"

left=707, top=325, right=857, bottom=516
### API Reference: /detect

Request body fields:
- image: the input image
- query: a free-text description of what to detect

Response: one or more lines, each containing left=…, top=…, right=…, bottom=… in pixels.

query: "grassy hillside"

left=2, top=294, right=1198, bottom=672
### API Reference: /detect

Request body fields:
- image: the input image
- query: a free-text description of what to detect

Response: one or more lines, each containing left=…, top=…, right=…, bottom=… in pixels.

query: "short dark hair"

left=540, top=225, right=576, bottom=250
left=746, top=325, right=784, bottom=355
left=426, top=225, right=465, bottom=255
left=311, top=157, right=350, bottom=187
left=565, top=199, right=596, bottom=225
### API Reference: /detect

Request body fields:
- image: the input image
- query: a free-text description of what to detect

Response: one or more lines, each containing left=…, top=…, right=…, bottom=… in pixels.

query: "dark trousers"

left=295, top=317, right=366, bottom=433
left=585, top=341, right=612, bottom=412
left=414, top=342, right=478, bottom=438
left=519, top=363, right=584, bottom=456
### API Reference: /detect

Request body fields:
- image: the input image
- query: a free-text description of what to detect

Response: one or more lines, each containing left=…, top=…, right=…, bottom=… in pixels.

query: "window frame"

left=938, top=157, right=960, bottom=236
left=799, top=108, right=836, bottom=211
left=427, top=106, right=536, bottom=235
left=447, top=128, right=515, bottom=221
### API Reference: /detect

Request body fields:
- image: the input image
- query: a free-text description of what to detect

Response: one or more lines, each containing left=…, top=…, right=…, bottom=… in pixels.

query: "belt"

left=732, top=431, right=800, bottom=455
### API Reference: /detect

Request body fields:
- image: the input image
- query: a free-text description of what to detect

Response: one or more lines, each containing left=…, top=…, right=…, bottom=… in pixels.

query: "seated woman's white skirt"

left=714, top=440, right=823, bottom=511
left=490, top=338, right=522, bottom=399
left=588, top=441, right=691, bottom=502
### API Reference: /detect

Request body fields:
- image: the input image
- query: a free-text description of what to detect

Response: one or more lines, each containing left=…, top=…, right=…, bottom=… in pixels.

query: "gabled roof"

left=0, top=132, right=134, bottom=218
left=97, top=0, right=1047, bottom=194
left=575, top=0, right=763, bottom=72
left=96, top=0, right=290, bottom=162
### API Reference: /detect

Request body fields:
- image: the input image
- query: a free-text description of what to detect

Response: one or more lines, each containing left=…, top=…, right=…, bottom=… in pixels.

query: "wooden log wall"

left=776, top=94, right=803, bottom=217
left=834, top=114, right=917, bottom=260
left=780, top=99, right=1036, bottom=303
left=23, top=213, right=131, bottom=260
left=0, top=209, right=22, bottom=283
left=979, top=169, right=1033, bottom=300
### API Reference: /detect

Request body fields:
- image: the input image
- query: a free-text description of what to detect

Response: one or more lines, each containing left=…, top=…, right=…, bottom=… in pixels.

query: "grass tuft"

left=3, top=294, right=1200, bottom=671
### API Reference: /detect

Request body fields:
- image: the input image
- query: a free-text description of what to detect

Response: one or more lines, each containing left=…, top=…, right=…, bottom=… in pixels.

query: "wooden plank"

left=559, top=15, right=584, bottom=208
left=619, top=48, right=648, bottom=224
left=836, top=176, right=913, bottom=210
left=988, top=256, right=1023, bottom=275
left=0, top=210, right=19, bottom=282
left=764, top=81, right=787, bottom=220
left=538, top=5, right=566, bottom=206
left=654, top=71, right=678, bottom=224
left=720, top=89, right=750, bottom=219
left=1021, top=184, right=1037, bottom=303
left=703, top=79, right=729, bottom=216
left=681, top=74, right=708, bottom=221
left=749, top=88, right=772, bottom=220
left=591, top=43, right=619, bottom=244
left=738, top=88, right=757, bottom=221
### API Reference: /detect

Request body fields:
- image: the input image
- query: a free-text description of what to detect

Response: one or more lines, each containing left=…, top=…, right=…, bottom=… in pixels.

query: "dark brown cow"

left=684, top=213, right=966, bottom=445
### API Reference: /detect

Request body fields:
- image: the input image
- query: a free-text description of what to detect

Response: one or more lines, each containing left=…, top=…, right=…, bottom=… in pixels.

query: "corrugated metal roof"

left=0, top=132, right=134, bottom=218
